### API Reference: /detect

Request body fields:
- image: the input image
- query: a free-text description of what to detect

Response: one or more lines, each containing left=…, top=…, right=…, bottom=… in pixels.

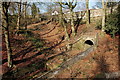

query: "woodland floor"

left=1, top=21, right=120, bottom=79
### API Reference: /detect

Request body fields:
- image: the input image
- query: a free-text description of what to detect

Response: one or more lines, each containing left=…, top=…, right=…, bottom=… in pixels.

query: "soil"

left=1, top=21, right=120, bottom=79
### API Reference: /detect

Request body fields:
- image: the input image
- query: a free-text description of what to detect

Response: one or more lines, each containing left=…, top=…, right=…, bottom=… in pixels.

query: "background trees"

left=59, top=0, right=77, bottom=36
left=107, top=2, right=117, bottom=14
left=1, top=1, right=40, bottom=68
left=31, top=3, right=37, bottom=18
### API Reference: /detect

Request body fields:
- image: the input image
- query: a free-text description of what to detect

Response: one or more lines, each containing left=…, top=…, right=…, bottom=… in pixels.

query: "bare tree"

left=2, top=2, right=13, bottom=68
left=69, top=0, right=77, bottom=36
left=58, top=2, right=69, bottom=40
left=61, top=0, right=77, bottom=36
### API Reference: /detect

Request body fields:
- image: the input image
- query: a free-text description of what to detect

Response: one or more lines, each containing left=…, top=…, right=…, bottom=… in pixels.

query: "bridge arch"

left=84, top=39, right=94, bottom=46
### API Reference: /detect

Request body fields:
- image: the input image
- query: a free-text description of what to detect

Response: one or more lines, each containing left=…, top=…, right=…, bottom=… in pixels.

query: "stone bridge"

left=70, top=32, right=98, bottom=50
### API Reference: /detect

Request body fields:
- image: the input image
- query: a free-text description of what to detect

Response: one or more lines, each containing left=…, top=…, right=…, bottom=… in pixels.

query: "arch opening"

left=84, top=40, right=94, bottom=45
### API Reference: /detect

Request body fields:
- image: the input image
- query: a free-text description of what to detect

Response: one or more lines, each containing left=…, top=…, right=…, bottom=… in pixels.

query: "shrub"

left=95, top=20, right=102, bottom=30
left=25, top=30, right=44, bottom=48
left=15, top=30, right=44, bottom=48
left=105, top=12, right=119, bottom=37
left=8, top=14, right=18, bottom=30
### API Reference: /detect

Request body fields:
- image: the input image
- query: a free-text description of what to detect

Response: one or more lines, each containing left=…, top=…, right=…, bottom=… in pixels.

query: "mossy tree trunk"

left=59, top=2, right=69, bottom=40
left=68, top=1, right=77, bottom=37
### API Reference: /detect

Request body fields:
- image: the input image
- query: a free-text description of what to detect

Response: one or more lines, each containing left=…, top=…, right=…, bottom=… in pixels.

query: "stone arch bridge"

left=69, top=32, right=98, bottom=50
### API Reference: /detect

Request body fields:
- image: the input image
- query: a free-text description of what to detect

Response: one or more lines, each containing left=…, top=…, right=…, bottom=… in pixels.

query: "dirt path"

left=33, top=22, right=67, bottom=52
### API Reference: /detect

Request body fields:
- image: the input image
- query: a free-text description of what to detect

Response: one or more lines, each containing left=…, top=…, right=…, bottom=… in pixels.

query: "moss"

left=99, top=31, right=105, bottom=38
left=46, top=56, right=65, bottom=70
left=94, top=73, right=106, bottom=79
left=72, top=39, right=92, bottom=50
left=72, top=41, right=84, bottom=50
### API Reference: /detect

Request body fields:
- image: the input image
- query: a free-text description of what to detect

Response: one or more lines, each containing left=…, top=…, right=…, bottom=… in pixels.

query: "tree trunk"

left=36, top=8, right=39, bottom=19
left=4, top=28, right=12, bottom=67
left=59, top=13, right=62, bottom=25
left=59, top=2, right=69, bottom=40
left=110, top=3, right=113, bottom=14
left=117, top=3, right=120, bottom=71
left=86, top=0, right=90, bottom=26
left=102, top=0, right=106, bottom=32
left=2, top=2, right=13, bottom=67
left=23, top=2, right=27, bottom=30
left=59, top=4, right=62, bottom=25
left=70, top=8, right=76, bottom=36
left=17, top=2, right=21, bottom=30
left=63, top=19, right=69, bottom=40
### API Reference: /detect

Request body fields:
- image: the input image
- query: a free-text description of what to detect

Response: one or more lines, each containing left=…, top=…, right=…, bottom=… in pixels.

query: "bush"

left=25, top=30, right=44, bottom=48
left=28, top=37, right=44, bottom=48
left=8, top=14, right=18, bottom=30
left=95, top=11, right=119, bottom=38
left=15, top=30, right=44, bottom=48
left=105, top=12, right=119, bottom=37
left=95, top=20, right=102, bottom=30
left=15, top=30, right=33, bottom=36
